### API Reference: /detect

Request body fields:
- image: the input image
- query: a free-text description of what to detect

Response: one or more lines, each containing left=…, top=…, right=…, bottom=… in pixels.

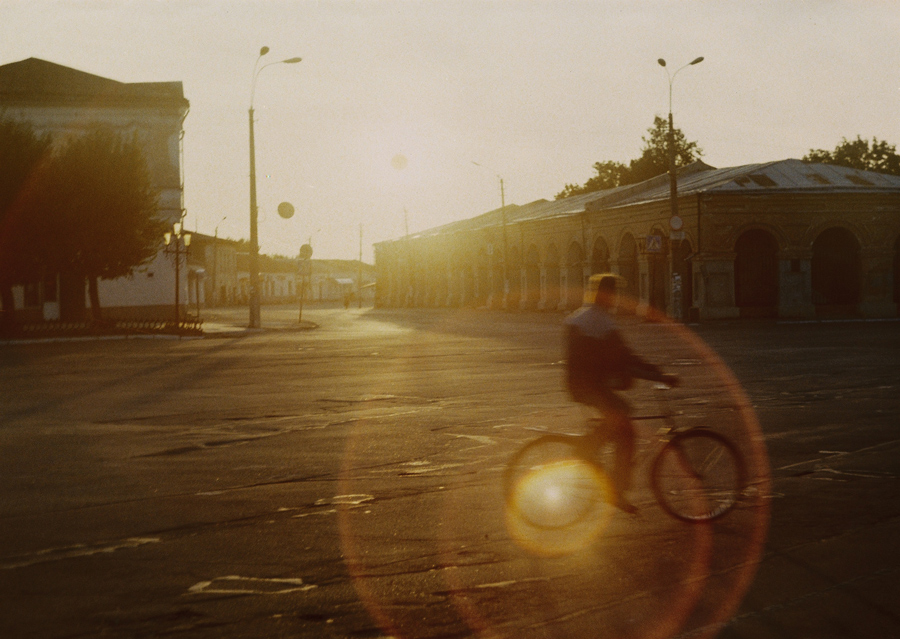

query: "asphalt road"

left=0, top=305, right=897, bottom=638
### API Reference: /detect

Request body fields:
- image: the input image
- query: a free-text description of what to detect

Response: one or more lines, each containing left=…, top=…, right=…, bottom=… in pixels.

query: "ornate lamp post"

left=164, top=219, right=191, bottom=324
left=658, top=56, right=703, bottom=319
left=248, top=46, right=302, bottom=328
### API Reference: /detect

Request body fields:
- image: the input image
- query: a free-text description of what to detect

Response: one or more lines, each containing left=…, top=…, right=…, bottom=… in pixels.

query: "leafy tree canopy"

left=803, top=136, right=900, bottom=176
left=29, top=124, right=165, bottom=319
left=0, top=118, right=53, bottom=288
left=557, top=116, right=703, bottom=199
left=35, top=125, right=163, bottom=280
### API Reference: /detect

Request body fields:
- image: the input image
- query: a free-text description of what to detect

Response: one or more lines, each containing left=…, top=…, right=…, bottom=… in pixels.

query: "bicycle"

left=503, top=385, right=746, bottom=527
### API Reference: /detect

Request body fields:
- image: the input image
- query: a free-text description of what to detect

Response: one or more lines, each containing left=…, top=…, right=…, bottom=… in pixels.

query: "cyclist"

left=564, top=273, right=678, bottom=513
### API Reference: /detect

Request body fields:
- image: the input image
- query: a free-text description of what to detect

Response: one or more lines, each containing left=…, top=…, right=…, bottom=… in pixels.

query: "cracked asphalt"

left=0, top=305, right=897, bottom=638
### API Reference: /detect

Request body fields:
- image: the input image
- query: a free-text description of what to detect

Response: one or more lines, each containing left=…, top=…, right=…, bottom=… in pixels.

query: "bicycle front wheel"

left=503, top=435, right=607, bottom=530
left=650, top=429, right=745, bottom=523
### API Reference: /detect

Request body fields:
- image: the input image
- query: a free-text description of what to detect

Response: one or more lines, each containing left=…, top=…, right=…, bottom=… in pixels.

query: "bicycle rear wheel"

left=650, top=429, right=745, bottom=523
left=503, top=435, right=607, bottom=529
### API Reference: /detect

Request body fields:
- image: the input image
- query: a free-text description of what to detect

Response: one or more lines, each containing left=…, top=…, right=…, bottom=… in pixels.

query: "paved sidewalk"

left=199, top=317, right=318, bottom=337
left=1, top=307, right=319, bottom=343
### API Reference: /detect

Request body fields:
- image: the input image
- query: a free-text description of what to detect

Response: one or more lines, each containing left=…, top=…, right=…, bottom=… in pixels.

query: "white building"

left=0, top=57, right=189, bottom=321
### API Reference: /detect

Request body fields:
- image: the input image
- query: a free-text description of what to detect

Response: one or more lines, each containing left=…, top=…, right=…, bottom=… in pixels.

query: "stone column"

left=556, top=270, right=569, bottom=311
left=538, top=267, right=548, bottom=310
left=635, top=254, right=652, bottom=317
left=444, top=268, right=455, bottom=307
left=859, top=247, right=897, bottom=318
left=518, top=267, right=531, bottom=311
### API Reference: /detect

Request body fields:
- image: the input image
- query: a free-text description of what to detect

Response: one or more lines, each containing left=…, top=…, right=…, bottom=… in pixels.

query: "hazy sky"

left=3, top=1, right=899, bottom=262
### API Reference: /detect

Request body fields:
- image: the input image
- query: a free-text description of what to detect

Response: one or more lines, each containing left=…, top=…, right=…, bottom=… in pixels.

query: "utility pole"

left=472, top=162, right=509, bottom=309
left=358, top=223, right=363, bottom=309
left=404, top=208, right=413, bottom=306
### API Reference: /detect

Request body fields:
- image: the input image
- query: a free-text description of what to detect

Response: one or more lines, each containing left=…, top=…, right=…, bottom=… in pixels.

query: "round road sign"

left=278, top=202, right=295, bottom=219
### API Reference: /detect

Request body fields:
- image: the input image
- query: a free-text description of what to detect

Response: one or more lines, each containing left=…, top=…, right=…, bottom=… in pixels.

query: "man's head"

left=589, top=273, right=622, bottom=308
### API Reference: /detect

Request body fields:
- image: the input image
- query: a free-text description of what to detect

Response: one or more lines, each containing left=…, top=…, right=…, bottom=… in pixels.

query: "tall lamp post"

left=248, top=46, right=302, bottom=328
left=472, top=161, right=508, bottom=309
left=658, top=56, right=703, bottom=224
left=164, top=219, right=191, bottom=324
left=658, top=56, right=703, bottom=319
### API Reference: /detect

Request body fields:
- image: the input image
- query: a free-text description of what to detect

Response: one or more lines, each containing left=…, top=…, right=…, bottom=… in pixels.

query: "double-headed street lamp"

left=248, top=46, right=301, bottom=328
left=658, top=56, right=703, bottom=320
left=164, top=219, right=191, bottom=323
left=657, top=56, right=703, bottom=224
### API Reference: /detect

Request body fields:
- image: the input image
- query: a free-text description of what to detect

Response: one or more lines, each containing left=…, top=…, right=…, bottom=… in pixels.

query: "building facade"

left=0, top=57, right=189, bottom=321
left=185, top=232, right=240, bottom=307
left=306, top=259, right=376, bottom=305
left=374, top=159, right=900, bottom=321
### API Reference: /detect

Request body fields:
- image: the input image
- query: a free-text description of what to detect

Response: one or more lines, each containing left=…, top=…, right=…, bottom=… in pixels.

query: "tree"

left=34, top=125, right=164, bottom=321
left=803, top=136, right=900, bottom=176
left=628, top=115, right=703, bottom=184
left=556, top=116, right=703, bottom=199
left=557, top=161, right=630, bottom=198
left=0, top=118, right=53, bottom=331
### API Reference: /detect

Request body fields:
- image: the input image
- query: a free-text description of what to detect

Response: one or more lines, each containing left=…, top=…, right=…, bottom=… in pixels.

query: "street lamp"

left=658, top=56, right=703, bottom=319
left=164, top=219, right=192, bottom=324
left=248, top=46, right=302, bottom=328
left=472, top=161, right=508, bottom=309
left=657, top=56, right=703, bottom=224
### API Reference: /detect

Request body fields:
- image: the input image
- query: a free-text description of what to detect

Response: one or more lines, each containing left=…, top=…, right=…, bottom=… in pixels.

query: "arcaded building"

left=374, top=159, right=900, bottom=320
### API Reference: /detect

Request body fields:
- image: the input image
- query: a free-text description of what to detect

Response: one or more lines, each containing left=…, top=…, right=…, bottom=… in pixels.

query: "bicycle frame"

left=504, top=382, right=746, bottom=526
left=577, top=383, right=683, bottom=465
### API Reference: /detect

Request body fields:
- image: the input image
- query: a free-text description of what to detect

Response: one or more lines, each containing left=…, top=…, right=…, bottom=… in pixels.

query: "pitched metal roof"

left=384, top=158, right=900, bottom=247
left=585, top=159, right=900, bottom=212
left=378, top=158, right=900, bottom=246
left=404, top=190, right=613, bottom=240
left=0, top=57, right=188, bottom=108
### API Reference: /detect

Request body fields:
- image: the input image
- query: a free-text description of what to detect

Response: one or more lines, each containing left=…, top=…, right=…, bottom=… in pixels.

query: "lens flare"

left=391, top=153, right=408, bottom=170
left=336, top=303, right=770, bottom=639
left=505, top=460, right=615, bottom=556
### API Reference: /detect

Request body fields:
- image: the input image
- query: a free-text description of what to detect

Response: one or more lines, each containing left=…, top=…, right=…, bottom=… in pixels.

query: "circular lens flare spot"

left=391, top=153, right=408, bottom=170
left=506, top=460, right=614, bottom=556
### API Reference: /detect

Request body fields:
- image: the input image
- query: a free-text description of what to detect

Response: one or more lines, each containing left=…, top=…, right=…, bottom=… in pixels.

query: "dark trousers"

left=579, top=387, right=635, bottom=494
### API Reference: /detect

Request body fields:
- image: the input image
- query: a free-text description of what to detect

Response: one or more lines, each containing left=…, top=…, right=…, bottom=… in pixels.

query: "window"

left=748, top=174, right=777, bottom=187
left=846, top=174, right=874, bottom=186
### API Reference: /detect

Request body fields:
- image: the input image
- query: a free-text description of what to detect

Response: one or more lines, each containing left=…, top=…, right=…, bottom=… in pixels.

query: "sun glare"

left=359, top=118, right=441, bottom=195
left=506, top=460, right=614, bottom=556
left=390, top=153, right=408, bottom=170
